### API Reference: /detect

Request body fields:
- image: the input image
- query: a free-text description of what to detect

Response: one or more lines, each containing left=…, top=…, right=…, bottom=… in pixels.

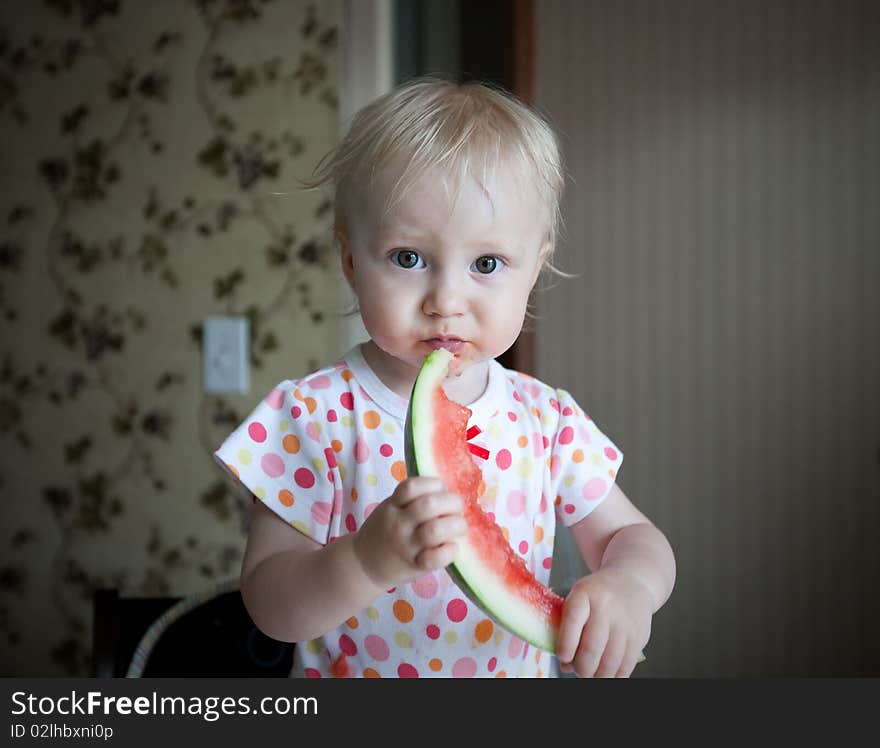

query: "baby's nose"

left=422, top=273, right=466, bottom=317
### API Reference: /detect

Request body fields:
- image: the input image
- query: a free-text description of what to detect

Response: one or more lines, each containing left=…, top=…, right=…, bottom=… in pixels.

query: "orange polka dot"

left=517, top=435, right=529, bottom=448
left=363, top=668, right=381, bottom=678
left=363, top=410, right=381, bottom=429
left=304, top=397, right=317, bottom=414
left=477, top=480, right=486, bottom=498
left=474, top=619, right=494, bottom=643
left=573, top=449, right=584, bottom=463
left=346, top=616, right=359, bottom=629
left=608, top=469, right=616, bottom=479
left=391, top=461, right=407, bottom=482
left=429, top=658, right=443, bottom=672
left=531, top=406, right=541, bottom=418
left=341, top=369, right=354, bottom=382
left=227, top=464, right=240, bottom=480
left=293, top=388, right=304, bottom=402
left=278, top=490, right=294, bottom=507
left=393, top=599, right=414, bottom=623
left=283, top=434, right=301, bottom=454
left=489, top=409, right=499, bottom=418
left=351, top=488, right=358, bottom=502
left=331, top=439, right=343, bottom=453
left=495, top=671, right=507, bottom=678
left=534, top=525, right=544, bottom=544
left=535, top=649, right=542, bottom=663
left=501, top=527, right=510, bottom=542
left=554, top=495, right=562, bottom=506
left=537, top=668, right=543, bottom=677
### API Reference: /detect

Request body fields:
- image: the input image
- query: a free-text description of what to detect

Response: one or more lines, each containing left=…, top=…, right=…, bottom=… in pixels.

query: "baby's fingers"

left=416, top=514, right=467, bottom=548
left=556, top=586, right=590, bottom=665
left=414, top=541, right=459, bottom=570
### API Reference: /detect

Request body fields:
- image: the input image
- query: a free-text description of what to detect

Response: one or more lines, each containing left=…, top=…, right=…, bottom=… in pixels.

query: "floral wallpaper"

left=0, top=0, right=342, bottom=676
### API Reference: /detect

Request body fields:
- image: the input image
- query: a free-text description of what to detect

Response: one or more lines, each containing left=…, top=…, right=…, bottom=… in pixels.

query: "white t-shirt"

left=214, top=344, right=623, bottom=678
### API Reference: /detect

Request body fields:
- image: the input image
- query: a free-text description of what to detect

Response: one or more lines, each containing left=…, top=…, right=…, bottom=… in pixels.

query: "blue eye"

left=472, top=256, right=502, bottom=275
left=391, top=249, right=424, bottom=269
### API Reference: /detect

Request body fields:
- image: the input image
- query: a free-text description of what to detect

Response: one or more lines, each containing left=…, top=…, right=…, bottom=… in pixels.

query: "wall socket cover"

left=203, top=316, right=249, bottom=394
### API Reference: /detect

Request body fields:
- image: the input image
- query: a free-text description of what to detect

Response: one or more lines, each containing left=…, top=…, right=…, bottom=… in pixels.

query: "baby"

left=215, top=77, right=676, bottom=678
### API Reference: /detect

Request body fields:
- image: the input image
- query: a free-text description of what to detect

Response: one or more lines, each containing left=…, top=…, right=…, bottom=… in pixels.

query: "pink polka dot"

left=265, top=388, right=285, bottom=410
left=447, top=598, right=468, bottom=623
left=563, top=406, right=574, bottom=416
left=578, top=424, right=592, bottom=444
left=339, top=634, right=357, bottom=656
left=559, top=426, right=574, bottom=445
left=345, top=513, right=356, bottom=533
left=507, top=411, right=517, bottom=422
left=496, top=449, right=512, bottom=470
left=308, top=375, right=331, bottom=389
left=542, top=557, right=552, bottom=569
left=604, top=446, right=618, bottom=461
left=522, top=643, right=530, bottom=660
left=411, top=573, right=438, bottom=599
left=291, top=405, right=302, bottom=419
left=306, top=421, right=321, bottom=443
left=426, top=625, right=440, bottom=640
left=398, top=663, right=419, bottom=678
left=260, top=453, right=284, bottom=478
left=379, top=443, right=393, bottom=457
left=294, top=467, right=315, bottom=488
left=506, top=489, right=526, bottom=516
left=340, top=392, right=354, bottom=410
left=452, top=657, right=477, bottom=678
left=487, top=657, right=497, bottom=672
left=248, top=422, right=267, bottom=442
left=327, top=409, right=338, bottom=422
left=564, top=504, right=576, bottom=515
left=512, top=390, right=522, bottom=402
left=323, top=447, right=337, bottom=469
left=532, top=433, right=545, bottom=457
left=354, top=437, right=370, bottom=464
left=539, top=493, right=548, bottom=512
left=550, top=455, right=562, bottom=480
left=508, top=637, right=523, bottom=658
left=583, top=477, right=608, bottom=501
left=364, top=502, right=378, bottom=519
left=364, top=635, right=389, bottom=661
left=549, top=398, right=560, bottom=412
left=518, top=540, right=529, bottom=554
left=311, top=502, right=331, bottom=525
left=304, top=668, right=321, bottom=678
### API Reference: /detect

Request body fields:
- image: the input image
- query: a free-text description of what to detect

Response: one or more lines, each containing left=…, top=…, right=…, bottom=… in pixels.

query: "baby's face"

left=340, top=159, right=549, bottom=380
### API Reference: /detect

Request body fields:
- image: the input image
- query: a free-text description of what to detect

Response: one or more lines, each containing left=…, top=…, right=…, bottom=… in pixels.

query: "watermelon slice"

left=403, top=348, right=564, bottom=652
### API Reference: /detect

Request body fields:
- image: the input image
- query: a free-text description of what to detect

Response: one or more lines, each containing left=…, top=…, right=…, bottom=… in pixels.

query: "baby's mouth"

left=424, top=338, right=466, bottom=353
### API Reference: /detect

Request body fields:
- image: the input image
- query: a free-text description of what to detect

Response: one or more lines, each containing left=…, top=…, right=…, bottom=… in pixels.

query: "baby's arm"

left=240, top=476, right=465, bottom=643
left=556, top=483, right=676, bottom=677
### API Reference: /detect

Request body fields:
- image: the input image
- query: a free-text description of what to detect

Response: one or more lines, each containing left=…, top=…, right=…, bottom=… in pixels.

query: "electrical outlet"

left=203, top=316, right=249, bottom=394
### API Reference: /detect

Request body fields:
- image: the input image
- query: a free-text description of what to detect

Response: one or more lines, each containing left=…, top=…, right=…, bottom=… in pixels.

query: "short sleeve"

left=549, top=388, right=624, bottom=526
left=213, top=380, right=336, bottom=545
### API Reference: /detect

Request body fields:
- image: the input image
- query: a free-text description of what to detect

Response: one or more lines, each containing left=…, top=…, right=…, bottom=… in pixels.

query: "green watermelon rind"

left=404, top=349, right=558, bottom=653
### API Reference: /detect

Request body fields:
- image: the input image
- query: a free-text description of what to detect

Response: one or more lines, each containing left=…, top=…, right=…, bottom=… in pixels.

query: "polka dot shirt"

left=214, top=344, right=623, bottom=678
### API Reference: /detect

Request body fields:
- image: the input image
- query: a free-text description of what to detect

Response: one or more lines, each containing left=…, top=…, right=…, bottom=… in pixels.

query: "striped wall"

left=537, top=0, right=879, bottom=676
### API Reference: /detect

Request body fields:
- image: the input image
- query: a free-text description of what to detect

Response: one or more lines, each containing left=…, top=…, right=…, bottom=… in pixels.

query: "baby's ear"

left=336, top=229, right=355, bottom=289
left=531, top=239, right=553, bottom=285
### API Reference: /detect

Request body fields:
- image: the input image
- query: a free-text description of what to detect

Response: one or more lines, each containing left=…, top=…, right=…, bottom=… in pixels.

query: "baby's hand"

left=556, top=568, right=654, bottom=678
left=352, top=476, right=466, bottom=590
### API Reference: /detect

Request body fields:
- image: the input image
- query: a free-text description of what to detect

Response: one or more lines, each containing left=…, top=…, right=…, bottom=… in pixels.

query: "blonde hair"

left=304, top=76, right=572, bottom=283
